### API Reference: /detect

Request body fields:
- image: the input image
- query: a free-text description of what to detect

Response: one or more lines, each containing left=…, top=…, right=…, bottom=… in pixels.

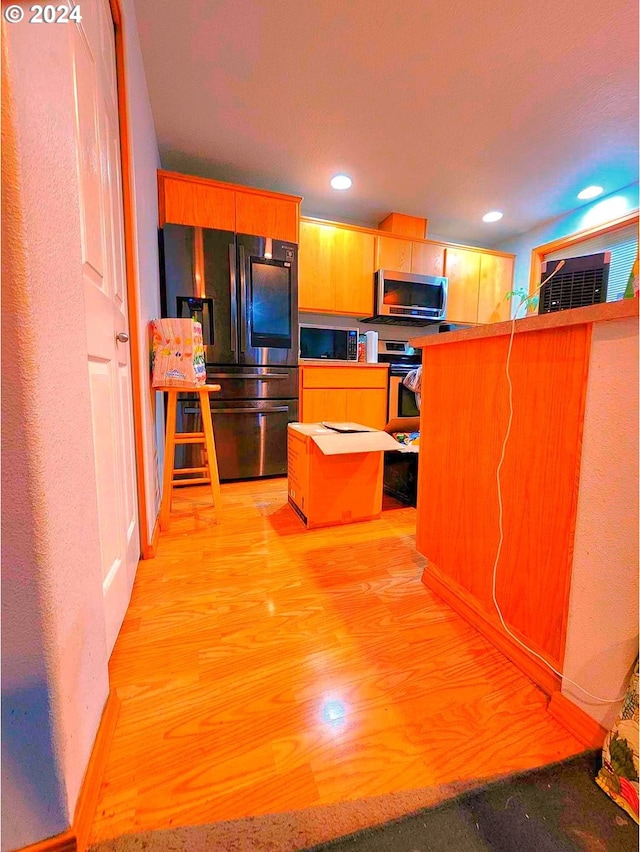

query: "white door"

left=71, top=0, right=139, bottom=655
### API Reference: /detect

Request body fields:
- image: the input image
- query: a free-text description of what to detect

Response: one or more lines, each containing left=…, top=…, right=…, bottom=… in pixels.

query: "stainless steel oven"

left=377, top=340, right=422, bottom=423
left=388, top=373, right=420, bottom=420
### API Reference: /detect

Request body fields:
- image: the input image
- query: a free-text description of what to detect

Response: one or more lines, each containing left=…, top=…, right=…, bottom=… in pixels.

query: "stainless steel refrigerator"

left=159, top=225, right=299, bottom=481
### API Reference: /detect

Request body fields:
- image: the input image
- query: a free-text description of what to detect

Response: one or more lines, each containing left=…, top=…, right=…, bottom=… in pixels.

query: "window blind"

left=544, top=223, right=638, bottom=302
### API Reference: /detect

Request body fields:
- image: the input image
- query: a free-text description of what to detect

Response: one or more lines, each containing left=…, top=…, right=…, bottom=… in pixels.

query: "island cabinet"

left=410, top=299, right=639, bottom=739
left=158, top=170, right=301, bottom=242
left=298, top=220, right=376, bottom=315
left=299, top=365, right=388, bottom=430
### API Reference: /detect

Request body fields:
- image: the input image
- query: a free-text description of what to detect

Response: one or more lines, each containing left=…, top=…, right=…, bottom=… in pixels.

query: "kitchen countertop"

left=410, top=299, right=638, bottom=349
left=298, top=360, right=389, bottom=368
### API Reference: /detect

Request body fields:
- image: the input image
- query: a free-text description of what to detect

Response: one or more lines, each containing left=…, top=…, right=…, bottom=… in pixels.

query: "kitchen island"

left=411, top=299, right=638, bottom=742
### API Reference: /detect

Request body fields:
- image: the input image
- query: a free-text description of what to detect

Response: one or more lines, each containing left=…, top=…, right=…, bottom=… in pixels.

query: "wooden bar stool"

left=158, top=384, right=223, bottom=531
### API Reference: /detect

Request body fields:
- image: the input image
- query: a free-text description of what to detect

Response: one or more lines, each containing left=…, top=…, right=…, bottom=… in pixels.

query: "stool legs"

left=159, top=390, right=178, bottom=532
left=199, top=389, right=222, bottom=523
left=158, top=387, right=223, bottom=532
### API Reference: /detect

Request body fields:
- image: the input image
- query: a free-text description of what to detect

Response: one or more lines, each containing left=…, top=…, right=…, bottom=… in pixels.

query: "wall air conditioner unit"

left=538, top=252, right=610, bottom=314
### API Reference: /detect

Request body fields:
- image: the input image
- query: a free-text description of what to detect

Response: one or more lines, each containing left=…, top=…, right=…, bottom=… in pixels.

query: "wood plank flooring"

left=90, top=479, right=583, bottom=843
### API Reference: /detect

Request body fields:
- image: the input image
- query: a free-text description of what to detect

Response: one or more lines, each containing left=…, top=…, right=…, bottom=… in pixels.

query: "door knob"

left=116, top=332, right=129, bottom=343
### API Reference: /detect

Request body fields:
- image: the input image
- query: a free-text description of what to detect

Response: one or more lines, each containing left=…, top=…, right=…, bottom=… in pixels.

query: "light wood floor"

left=90, top=479, right=583, bottom=842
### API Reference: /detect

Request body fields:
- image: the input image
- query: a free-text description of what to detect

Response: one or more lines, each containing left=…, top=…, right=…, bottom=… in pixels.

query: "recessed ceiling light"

left=330, top=174, right=352, bottom=190
left=482, top=211, right=503, bottom=223
left=577, top=185, right=604, bottom=200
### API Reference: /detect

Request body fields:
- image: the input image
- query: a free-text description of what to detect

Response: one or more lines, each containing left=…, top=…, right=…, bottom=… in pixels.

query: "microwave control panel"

left=347, top=330, right=358, bottom=360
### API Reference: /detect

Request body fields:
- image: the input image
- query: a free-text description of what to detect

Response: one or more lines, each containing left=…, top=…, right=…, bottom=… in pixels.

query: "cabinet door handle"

left=116, top=332, right=129, bottom=343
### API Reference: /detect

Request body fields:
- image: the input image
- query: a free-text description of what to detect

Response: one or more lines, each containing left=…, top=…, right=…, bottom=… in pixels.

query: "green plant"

left=505, top=288, right=539, bottom=313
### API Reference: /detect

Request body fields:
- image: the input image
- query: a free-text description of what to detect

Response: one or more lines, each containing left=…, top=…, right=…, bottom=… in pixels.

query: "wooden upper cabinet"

left=411, top=242, right=446, bottom=277
left=235, top=192, right=299, bottom=243
left=331, top=228, right=376, bottom=316
left=378, top=237, right=447, bottom=278
left=478, top=254, right=515, bottom=323
left=444, top=247, right=481, bottom=324
left=158, top=170, right=301, bottom=241
left=298, top=221, right=335, bottom=312
left=299, top=221, right=375, bottom=316
left=443, top=248, right=514, bottom=324
left=159, top=173, right=235, bottom=231
left=377, top=236, right=412, bottom=273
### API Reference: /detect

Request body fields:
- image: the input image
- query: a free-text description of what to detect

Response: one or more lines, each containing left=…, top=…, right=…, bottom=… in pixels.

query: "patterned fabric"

left=151, top=318, right=206, bottom=388
left=596, top=658, right=639, bottom=823
left=623, top=254, right=639, bottom=298
left=402, top=366, right=422, bottom=411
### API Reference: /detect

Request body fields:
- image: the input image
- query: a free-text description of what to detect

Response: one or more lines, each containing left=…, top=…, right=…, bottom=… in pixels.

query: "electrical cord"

left=492, top=262, right=626, bottom=704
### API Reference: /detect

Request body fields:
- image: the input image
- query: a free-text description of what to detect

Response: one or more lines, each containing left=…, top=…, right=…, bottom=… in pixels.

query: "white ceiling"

left=133, top=0, right=638, bottom=245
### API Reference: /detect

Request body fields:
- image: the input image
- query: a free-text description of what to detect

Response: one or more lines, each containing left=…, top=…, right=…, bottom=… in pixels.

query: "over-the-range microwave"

left=299, top=324, right=359, bottom=361
left=371, top=269, right=448, bottom=322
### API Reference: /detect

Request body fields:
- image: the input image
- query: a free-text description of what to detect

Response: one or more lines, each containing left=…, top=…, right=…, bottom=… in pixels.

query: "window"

left=544, top=223, right=638, bottom=302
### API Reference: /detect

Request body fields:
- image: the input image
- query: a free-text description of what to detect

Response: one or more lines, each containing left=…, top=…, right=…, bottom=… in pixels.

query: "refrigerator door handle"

left=228, top=243, right=238, bottom=353
left=214, top=406, right=290, bottom=415
left=206, top=372, right=289, bottom=380
left=183, top=405, right=290, bottom=415
left=238, top=245, right=248, bottom=353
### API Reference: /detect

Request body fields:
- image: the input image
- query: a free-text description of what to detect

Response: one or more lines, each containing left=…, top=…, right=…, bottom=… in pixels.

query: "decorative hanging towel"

left=151, top=318, right=206, bottom=388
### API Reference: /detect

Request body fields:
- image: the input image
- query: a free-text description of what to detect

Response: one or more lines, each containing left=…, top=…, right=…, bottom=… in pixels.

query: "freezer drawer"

left=175, top=398, right=298, bottom=481
left=205, top=365, right=299, bottom=400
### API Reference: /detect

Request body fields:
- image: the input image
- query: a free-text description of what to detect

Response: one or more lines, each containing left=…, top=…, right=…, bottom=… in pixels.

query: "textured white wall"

left=562, top=316, right=639, bottom=727
left=1, top=3, right=161, bottom=848
left=1, top=17, right=109, bottom=848
left=493, top=184, right=639, bottom=317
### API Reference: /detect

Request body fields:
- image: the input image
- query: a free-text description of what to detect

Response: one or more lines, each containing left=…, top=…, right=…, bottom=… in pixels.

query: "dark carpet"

left=89, top=752, right=638, bottom=851
left=306, top=751, right=638, bottom=852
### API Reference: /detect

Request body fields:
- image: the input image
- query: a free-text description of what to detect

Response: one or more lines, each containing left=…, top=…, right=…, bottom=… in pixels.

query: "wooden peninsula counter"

left=411, top=299, right=638, bottom=744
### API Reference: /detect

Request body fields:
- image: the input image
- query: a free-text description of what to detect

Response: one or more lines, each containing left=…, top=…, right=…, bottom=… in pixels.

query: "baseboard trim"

left=421, top=562, right=561, bottom=696
left=142, top=513, right=160, bottom=559
left=73, top=689, right=121, bottom=852
left=16, top=832, right=76, bottom=852
left=548, top=691, right=608, bottom=748
left=16, top=690, right=121, bottom=852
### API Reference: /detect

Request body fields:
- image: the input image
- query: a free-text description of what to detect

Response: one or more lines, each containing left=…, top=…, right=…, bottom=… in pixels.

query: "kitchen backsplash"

left=300, top=313, right=442, bottom=345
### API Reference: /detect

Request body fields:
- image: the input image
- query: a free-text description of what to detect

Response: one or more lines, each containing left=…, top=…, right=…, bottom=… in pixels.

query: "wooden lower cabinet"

left=300, top=366, right=388, bottom=430
left=300, top=388, right=348, bottom=424
left=345, top=388, right=388, bottom=429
